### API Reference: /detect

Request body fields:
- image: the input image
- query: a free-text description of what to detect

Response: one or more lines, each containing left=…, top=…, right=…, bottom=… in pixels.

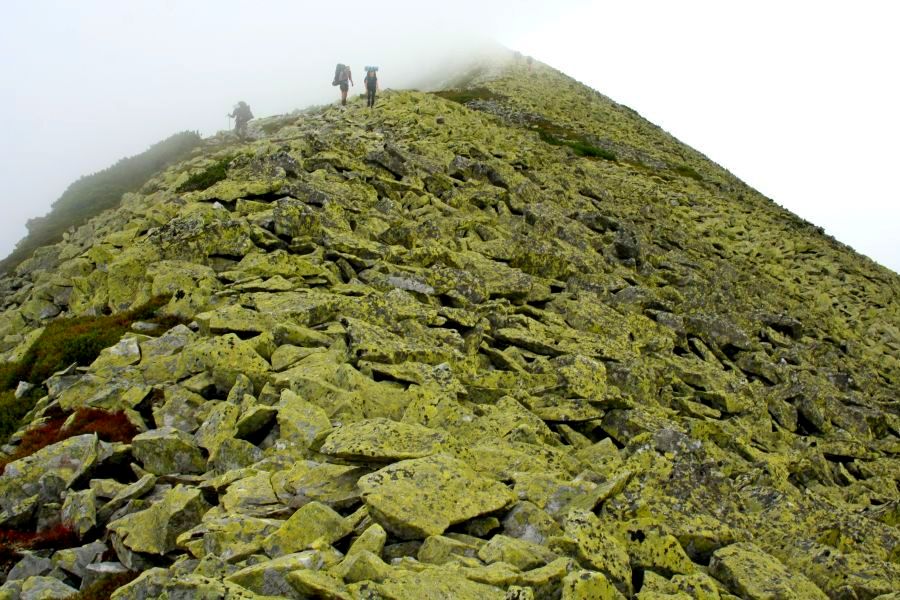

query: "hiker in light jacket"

left=336, top=65, right=353, bottom=106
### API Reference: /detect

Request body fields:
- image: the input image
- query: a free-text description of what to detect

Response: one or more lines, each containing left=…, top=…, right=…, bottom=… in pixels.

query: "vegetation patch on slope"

left=532, top=119, right=618, bottom=161
left=0, top=407, right=138, bottom=474
left=0, top=132, right=202, bottom=276
left=0, top=296, right=180, bottom=441
left=176, top=154, right=235, bottom=193
left=432, top=87, right=505, bottom=105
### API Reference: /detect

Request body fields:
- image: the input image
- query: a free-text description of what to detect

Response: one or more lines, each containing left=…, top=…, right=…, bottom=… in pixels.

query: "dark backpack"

left=235, top=103, right=252, bottom=121
left=333, top=63, right=347, bottom=86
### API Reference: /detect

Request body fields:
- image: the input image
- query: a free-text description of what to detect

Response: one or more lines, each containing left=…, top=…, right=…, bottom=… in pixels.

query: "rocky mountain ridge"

left=0, top=54, right=898, bottom=599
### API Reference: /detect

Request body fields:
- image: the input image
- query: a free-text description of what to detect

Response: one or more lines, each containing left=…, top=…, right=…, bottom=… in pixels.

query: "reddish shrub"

left=0, top=408, right=138, bottom=474
left=0, top=522, right=79, bottom=571
left=65, top=408, right=139, bottom=444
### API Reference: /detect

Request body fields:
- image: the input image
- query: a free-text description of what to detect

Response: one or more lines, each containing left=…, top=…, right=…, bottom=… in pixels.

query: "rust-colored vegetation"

left=0, top=522, right=80, bottom=572
left=0, top=408, right=138, bottom=475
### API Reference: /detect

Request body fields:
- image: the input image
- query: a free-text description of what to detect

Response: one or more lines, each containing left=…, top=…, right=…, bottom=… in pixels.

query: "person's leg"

left=341, top=82, right=349, bottom=105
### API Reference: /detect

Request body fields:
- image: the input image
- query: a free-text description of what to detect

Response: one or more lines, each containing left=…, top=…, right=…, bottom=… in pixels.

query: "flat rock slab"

left=320, top=418, right=451, bottom=461
left=375, top=568, right=506, bottom=600
left=710, top=542, right=828, bottom=600
left=358, top=453, right=515, bottom=539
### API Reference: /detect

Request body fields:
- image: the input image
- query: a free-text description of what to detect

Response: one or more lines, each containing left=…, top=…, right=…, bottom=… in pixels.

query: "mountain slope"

left=0, top=54, right=898, bottom=599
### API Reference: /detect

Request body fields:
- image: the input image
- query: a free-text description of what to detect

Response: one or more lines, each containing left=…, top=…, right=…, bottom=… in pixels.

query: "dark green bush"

left=672, top=163, right=703, bottom=181
left=432, top=87, right=505, bottom=105
left=538, top=129, right=616, bottom=161
left=0, top=388, right=40, bottom=443
left=177, top=155, right=234, bottom=193
left=20, top=295, right=171, bottom=385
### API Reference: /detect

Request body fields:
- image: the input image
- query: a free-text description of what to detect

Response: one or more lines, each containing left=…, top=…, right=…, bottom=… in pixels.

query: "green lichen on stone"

left=359, top=453, right=515, bottom=539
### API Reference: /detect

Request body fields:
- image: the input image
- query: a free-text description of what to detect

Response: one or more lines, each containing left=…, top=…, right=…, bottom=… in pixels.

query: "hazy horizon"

left=2, top=0, right=898, bottom=273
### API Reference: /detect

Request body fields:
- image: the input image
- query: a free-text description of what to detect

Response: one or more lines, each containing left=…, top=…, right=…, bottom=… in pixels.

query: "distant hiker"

left=526, top=56, right=534, bottom=71
left=332, top=63, right=354, bottom=106
left=228, top=101, right=253, bottom=138
left=364, top=66, right=379, bottom=108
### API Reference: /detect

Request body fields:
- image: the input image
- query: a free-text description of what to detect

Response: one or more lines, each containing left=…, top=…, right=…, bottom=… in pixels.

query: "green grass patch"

left=432, top=87, right=505, bottom=105
left=177, top=155, right=234, bottom=193
left=672, top=163, right=703, bottom=181
left=0, top=296, right=183, bottom=442
left=259, top=119, right=289, bottom=135
left=536, top=124, right=617, bottom=161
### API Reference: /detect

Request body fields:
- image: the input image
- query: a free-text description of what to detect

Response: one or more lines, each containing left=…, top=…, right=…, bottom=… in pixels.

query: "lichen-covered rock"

left=152, top=385, right=207, bottom=433
left=50, top=540, right=107, bottom=580
left=18, top=576, right=77, bottom=600
left=374, top=567, right=507, bottom=600
left=178, top=333, right=271, bottom=392
left=131, top=427, right=207, bottom=475
left=417, top=534, right=480, bottom=565
left=358, top=453, right=515, bottom=539
left=562, top=570, right=626, bottom=600
left=271, top=461, right=367, bottom=509
left=330, top=549, right=392, bottom=584
left=0, top=434, right=100, bottom=518
left=287, top=571, right=352, bottom=599
left=108, top=484, right=210, bottom=556
left=709, top=543, right=828, bottom=599
left=477, top=534, right=558, bottom=571
left=226, top=550, right=340, bottom=597
left=80, top=562, right=131, bottom=593
left=90, top=335, right=143, bottom=369
left=554, top=509, right=632, bottom=596
left=320, top=418, right=452, bottom=461
left=7, top=553, right=54, bottom=581
left=96, top=473, right=156, bottom=522
left=275, top=389, right=332, bottom=451
left=61, top=488, right=97, bottom=536
left=261, top=501, right=351, bottom=557
left=178, top=516, right=280, bottom=561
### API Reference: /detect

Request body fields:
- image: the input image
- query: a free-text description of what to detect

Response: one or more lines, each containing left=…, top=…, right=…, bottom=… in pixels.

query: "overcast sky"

left=1, top=0, right=898, bottom=273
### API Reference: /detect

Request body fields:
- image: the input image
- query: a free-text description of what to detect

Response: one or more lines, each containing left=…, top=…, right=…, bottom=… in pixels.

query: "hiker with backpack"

left=364, top=66, right=379, bottom=108
left=332, top=63, right=354, bottom=106
left=228, top=101, right=253, bottom=139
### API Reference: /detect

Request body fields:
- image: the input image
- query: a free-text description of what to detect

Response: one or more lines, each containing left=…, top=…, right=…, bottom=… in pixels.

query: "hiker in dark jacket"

left=228, top=101, right=253, bottom=138
left=336, top=65, right=353, bottom=106
left=364, top=67, right=379, bottom=108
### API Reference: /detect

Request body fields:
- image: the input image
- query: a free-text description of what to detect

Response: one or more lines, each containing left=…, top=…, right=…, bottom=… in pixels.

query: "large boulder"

left=709, top=543, right=828, bottom=600
left=0, top=434, right=100, bottom=523
left=358, top=453, right=515, bottom=539
left=107, top=484, right=210, bottom=556
left=131, top=427, right=206, bottom=475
